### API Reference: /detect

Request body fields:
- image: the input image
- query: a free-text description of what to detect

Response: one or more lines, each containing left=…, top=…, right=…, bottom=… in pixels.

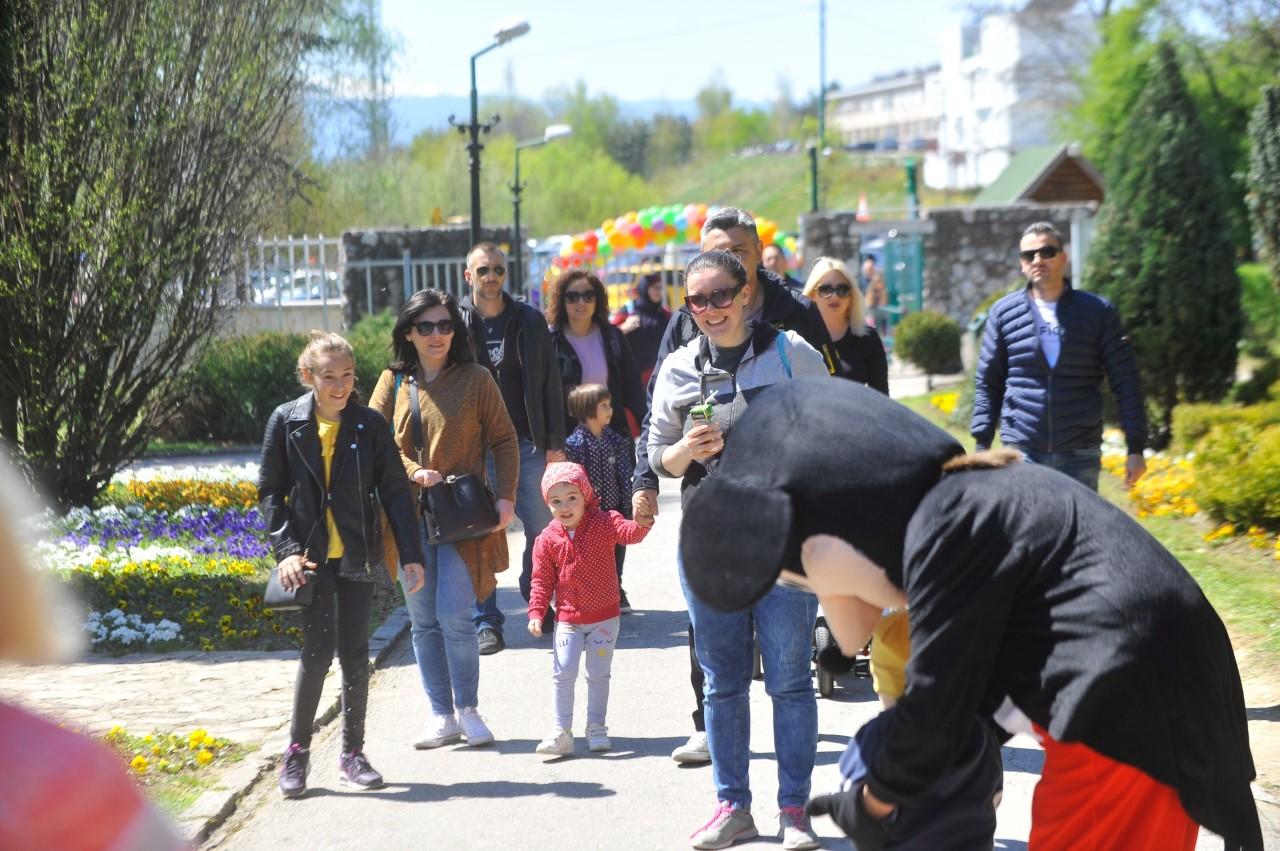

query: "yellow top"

left=869, top=610, right=911, bottom=699
left=316, top=415, right=344, bottom=559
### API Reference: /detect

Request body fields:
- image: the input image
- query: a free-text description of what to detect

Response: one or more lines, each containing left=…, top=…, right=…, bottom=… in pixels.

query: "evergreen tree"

left=1248, top=87, right=1280, bottom=294
left=1085, top=43, right=1240, bottom=446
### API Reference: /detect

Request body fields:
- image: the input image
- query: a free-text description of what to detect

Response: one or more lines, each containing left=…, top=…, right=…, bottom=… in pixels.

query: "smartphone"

left=689, top=403, right=714, bottom=424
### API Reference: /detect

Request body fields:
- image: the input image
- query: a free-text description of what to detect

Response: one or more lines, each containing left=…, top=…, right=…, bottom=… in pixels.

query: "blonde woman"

left=803, top=258, right=888, bottom=393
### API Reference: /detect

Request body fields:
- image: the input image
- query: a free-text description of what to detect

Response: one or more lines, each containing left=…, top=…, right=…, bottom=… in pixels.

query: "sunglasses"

left=1019, top=245, right=1061, bottom=263
left=685, top=283, right=745, bottom=314
left=817, top=283, right=853, bottom=298
left=413, top=318, right=455, bottom=336
left=563, top=290, right=597, bottom=304
left=472, top=265, right=506, bottom=278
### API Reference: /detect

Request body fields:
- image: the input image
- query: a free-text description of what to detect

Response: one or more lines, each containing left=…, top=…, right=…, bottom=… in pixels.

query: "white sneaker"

left=414, top=713, right=462, bottom=749
left=585, top=723, right=611, bottom=752
left=457, top=706, right=494, bottom=746
left=536, top=728, right=574, bottom=756
left=672, top=731, right=711, bottom=764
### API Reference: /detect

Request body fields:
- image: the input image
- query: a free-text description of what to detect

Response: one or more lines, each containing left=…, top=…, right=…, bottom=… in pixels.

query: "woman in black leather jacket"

left=258, top=332, right=425, bottom=800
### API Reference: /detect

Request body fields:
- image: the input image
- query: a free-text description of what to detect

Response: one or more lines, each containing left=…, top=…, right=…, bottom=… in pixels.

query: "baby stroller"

left=812, top=614, right=870, bottom=698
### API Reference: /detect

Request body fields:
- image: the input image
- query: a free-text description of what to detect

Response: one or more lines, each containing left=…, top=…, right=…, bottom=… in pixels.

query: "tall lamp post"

left=511, top=124, right=573, bottom=290
left=449, top=19, right=531, bottom=247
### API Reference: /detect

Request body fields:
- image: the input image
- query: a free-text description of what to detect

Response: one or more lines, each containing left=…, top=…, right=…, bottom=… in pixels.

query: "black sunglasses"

left=1019, top=245, right=1061, bottom=263
left=817, top=283, right=853, bottom=298
left=563, top=290, right=597, bottom=304
left=413, top=318, right=455, bottom=336
left=473, top=265, right=506, bottom=278
left=685, top=283, right=745, bottom=314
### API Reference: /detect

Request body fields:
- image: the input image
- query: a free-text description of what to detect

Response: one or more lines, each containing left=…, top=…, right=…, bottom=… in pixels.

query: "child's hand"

left=527, top=619, right=542, bottom=638
left=635, top=511, right=655, bottom=528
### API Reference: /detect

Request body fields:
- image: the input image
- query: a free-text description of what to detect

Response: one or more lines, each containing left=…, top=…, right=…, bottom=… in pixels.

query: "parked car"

left=875, top=138, right=900, bottom=152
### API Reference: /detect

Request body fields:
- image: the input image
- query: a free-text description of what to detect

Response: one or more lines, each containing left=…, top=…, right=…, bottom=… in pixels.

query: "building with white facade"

left=826, top=66, right=942, bottom=148
left=924, top=7, right=1095, bottom=190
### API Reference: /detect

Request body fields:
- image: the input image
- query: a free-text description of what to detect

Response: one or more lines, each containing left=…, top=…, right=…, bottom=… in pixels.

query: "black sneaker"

left=279, top=743, right=309, bottom=799
left=618, top=589, right=633, bottom=614
left=477, top=627, right=505, bottom=656
left=339, top=750, right=384, bottom=790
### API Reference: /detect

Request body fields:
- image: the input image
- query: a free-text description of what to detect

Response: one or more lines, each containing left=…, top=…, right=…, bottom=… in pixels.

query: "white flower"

left=111, top=463, right=259, bottom=484
left=83, top=609, right=182, bottom=645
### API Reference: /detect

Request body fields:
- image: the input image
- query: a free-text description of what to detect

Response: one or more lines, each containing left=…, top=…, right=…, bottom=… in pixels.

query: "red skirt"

left=1029, top=724, right=1199, bottom=851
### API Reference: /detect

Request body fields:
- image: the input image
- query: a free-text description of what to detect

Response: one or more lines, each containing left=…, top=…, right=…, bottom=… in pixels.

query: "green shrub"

left=347, top=311, right=396, bottom=402
left=1193, top=422, right=1280, bottom=529
left=173, top=332, right=307, bottom=443
left=1170, top=400, right=1280, bottom=453
left=895, top=311, right=962, bottom=376
left=1239, top=263, right=1280, bottom=354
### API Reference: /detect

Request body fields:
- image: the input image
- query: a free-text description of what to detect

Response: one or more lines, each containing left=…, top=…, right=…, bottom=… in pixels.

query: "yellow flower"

left=106, top=725, right=126, bottom=741
left=196, top=749, right=215, bottom=766
left=151, top=745, right=163, bottom=756
left=130, top=755, right=149, bottom=774
left=188, top=729, right=209, bottom=749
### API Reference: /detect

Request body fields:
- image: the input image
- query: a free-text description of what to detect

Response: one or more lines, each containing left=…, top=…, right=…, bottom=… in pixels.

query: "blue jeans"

left=1018, top=446, right=1101, bottom=491
left=401, top=532, right=480, bottom=715
left=680, top=558, right=819, bottom=810
left=475, top=435, right=550, bottom=633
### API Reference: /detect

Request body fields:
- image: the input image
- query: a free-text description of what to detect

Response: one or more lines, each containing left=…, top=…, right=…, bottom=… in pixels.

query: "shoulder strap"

left=775, top=333, right=792, bottom=378
left=406, top=373, right=426, bottom=465
left=390, top=372, right=403, bottom=434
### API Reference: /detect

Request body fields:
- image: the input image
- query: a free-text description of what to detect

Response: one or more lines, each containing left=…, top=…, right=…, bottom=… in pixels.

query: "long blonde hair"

left=803, top=257, right=866, bottom=337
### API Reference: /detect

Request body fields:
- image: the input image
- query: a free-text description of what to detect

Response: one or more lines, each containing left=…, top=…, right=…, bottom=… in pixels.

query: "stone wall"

left=800, top=203, right=1096, bottom=326
left=341, top=225, right=514, bottom=325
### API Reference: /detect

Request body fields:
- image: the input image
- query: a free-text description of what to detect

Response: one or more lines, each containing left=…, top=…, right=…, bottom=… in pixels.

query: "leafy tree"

left=1248, top=87, right=1280, bottom=294
left=311, top=0, right=400, bottom=161
left=0, top=0, right=321, bottom=508
left=1085, top=43, right=1240, bottom=446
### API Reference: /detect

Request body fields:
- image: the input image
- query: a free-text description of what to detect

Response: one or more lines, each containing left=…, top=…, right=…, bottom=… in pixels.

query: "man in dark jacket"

left=460, top=242, right=566, bottom=655
left=629, top=206, right=835, bottom=765
left=971, top=221, right=1147, bottom=490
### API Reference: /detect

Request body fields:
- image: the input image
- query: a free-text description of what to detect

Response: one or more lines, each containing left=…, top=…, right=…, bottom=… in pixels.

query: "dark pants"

left=615, top=544, right=626, bottom=584
left=290, top=559, right=373, bottom=752
left=1018, top=446, right=1102, bottom=491
left=689, top=622, right=706, bottom=732
left=837, top=713, right=1002, bottom=848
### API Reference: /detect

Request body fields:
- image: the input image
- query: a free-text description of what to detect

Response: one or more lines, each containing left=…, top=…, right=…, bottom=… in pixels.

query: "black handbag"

left=263, top=562, right=315, bottom=611
left=407, top=374, right=500, bottom=545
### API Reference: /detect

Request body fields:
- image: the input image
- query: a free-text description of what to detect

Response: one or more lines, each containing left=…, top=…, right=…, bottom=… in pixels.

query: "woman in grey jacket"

left=647, top=250, right=831, bottom=851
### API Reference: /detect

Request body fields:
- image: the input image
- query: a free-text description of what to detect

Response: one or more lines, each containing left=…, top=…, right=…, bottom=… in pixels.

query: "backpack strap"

left=775, top=333, right=792, bottom=378
left=406, top=373, right=426, bottom=466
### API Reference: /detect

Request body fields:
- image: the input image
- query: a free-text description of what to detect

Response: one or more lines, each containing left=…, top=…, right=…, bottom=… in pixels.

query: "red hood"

left=540, top=461, right=599, bottom=510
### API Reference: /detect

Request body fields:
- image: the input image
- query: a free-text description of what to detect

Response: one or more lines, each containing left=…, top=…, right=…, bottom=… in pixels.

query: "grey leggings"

left=551, top=617, right=620, bottom=731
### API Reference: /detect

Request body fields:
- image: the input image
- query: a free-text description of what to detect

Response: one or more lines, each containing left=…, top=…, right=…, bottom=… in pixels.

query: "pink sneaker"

left=690, top=802, right=758, bottom=849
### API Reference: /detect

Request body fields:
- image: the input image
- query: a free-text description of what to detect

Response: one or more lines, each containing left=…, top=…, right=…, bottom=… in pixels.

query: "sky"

left=380, top=0, right=968, bottom=104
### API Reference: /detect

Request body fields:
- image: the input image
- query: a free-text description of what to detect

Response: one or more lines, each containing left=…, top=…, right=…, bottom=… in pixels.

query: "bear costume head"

left=679, top=378, right=964, bottom=612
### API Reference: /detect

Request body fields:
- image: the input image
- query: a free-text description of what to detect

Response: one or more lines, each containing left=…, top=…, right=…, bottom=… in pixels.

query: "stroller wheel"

left=817, top=668, right=834, bottom=698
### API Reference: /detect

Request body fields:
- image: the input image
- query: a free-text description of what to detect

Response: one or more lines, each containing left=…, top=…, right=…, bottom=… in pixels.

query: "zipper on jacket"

left=354, top=429, right=371, bottom=574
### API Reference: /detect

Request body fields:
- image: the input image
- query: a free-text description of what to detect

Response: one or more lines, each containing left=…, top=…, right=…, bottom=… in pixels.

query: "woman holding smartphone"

left=646, top=250, right=832, bottom=851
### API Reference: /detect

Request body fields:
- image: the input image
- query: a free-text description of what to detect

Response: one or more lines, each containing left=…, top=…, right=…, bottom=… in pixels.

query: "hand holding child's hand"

left=635, top=511, right=655, bottom=528
left=527, top=619, right=542, bottom=638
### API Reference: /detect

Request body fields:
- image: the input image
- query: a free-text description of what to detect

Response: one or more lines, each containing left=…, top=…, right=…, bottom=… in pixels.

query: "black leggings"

left=290, top=560, right=374, bottom=752
left=689, top=622, right=705, bottom=732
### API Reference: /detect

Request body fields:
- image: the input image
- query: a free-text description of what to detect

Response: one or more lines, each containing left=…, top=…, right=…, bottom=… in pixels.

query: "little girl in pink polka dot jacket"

left=527, top=462, right=653, bottom=756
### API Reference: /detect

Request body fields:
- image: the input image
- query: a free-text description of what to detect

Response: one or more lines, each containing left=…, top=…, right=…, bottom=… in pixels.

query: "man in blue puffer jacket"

left=971, top=222, right=1147, bottom=490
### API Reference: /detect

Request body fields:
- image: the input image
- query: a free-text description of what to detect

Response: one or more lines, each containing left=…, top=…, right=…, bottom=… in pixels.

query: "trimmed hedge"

left=895, top=311, right=962, bottom=376
left=168, top=312, right=399, bottom=443
left=1193, top=422, right=1280, bottom=529
left=1170, top=400, right=1280, bottom=454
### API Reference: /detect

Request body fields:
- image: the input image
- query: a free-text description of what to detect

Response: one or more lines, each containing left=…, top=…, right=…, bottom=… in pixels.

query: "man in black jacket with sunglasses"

left=972, top=221, right=1147, bottom=491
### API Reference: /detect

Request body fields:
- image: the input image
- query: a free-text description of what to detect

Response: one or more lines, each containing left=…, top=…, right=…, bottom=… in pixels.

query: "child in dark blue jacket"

left=563, top=383, right=637, bottom=613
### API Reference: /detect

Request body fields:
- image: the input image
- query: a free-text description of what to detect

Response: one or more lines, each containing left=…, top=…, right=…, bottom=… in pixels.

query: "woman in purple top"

left=546, top=270, right=647, bottom=441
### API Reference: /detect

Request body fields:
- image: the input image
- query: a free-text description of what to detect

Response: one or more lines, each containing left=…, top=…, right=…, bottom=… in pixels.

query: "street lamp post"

left=449, top=19, right=531, bottom=247
left=511, top=124, right=573, bottom=290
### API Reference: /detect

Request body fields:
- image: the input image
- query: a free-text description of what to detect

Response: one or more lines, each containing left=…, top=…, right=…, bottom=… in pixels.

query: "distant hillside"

left=308, top=94, right=766, bottom=157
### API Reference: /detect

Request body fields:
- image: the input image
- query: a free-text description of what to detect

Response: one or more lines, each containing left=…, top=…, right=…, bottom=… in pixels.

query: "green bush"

left=1170, top=400, right=1280, bottom=453
left=895, top=311, right=962, bottom=376
left=1238, top=263, right=1280, bottom=359
left=171, top=332, right=306, bottom=443
left=1193, top=422, right=1280, bottom=529
left=347, top=311, right=396, bottom=402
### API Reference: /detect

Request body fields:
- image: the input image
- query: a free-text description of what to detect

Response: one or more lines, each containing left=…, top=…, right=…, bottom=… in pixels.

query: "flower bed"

left=35, top=464, right=306, bottom=652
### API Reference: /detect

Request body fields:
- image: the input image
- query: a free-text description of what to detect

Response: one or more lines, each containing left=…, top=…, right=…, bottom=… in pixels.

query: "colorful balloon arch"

left=551, top=203, right=800, bottom=270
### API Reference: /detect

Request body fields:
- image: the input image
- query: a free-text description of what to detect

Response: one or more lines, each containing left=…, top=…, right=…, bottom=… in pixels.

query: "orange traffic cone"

left=855, top=192, right=870, bottom=222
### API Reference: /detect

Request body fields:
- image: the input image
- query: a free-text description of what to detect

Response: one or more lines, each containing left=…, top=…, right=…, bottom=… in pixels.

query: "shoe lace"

left=692, top=803, right=735, bottom=837
left=344, top=751, right=372, bottom=774
left=282, top=744, right=306, bottom=778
